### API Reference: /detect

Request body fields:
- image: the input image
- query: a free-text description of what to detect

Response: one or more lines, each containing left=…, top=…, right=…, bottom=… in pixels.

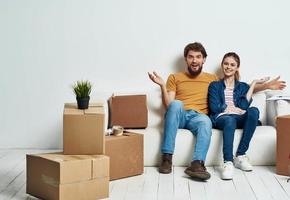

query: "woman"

left=208, top=52, right=268, bottom=180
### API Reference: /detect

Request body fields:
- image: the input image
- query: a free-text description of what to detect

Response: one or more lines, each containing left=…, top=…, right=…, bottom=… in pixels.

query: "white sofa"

left=123, top=90, right=290, bottom=167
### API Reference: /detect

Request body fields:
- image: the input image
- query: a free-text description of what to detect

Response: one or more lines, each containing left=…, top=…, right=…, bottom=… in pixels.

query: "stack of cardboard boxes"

left=27, top=95, right=147, bottom=199
left=27, top=103, right=109, bottom=200
left=107, top=95, right=146, bottom=180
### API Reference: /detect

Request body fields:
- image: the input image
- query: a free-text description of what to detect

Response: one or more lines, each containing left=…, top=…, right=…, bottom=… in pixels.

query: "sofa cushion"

left=108, top=90, right=275, bottom=167
left=147, top=90, right=164, bottom=128
left=131, top=126, right=276, bottom=166
left=251, top=92, right=267, bottom=125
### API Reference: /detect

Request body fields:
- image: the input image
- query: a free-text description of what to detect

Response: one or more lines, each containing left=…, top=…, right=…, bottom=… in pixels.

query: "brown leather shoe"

left=184, top=160, right=211, bottom=180
left=159, top=153, right=172, bottom=174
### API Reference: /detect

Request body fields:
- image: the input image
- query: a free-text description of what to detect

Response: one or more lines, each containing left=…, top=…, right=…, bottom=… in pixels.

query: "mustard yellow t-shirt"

left=166, top=71, right=218, bottom=114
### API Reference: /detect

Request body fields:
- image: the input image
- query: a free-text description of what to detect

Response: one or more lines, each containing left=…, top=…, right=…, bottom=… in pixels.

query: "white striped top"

left=224, top=87, right=234, bottom=107
left=217, top=86, right=245, bottom=118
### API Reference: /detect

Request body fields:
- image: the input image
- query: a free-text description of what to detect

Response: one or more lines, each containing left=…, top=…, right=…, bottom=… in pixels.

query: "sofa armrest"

left=267, top=99, right=290, bottom=126
left=266, top=90, right=289, bottom=126
left=276, top=99, right=290, bottom=116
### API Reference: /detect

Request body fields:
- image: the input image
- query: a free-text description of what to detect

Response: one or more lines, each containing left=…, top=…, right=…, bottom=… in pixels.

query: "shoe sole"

left=221, top=176, right=233, bottom=180
left=239, top=168, right=252, bottom=172
left=222, top=178, right=233, bottom=180
left=184, top=169, right=211, bottom=181
left=234, top=165, right=253, bottom=172
left=159, top=169, right=172, bottom=174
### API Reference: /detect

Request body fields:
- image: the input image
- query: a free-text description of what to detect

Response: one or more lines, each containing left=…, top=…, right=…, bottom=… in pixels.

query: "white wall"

left=1, top=0, right=290, bottom=148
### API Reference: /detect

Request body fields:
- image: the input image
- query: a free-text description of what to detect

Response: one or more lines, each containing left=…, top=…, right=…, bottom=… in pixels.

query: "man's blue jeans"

left=161, top=100, right=212, bottom=161
left=214, top=107, right=260, bottom=162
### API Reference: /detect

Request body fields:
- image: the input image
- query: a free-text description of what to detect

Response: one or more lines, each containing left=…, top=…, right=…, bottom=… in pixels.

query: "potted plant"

left=73, top=80, right=92, bottom=109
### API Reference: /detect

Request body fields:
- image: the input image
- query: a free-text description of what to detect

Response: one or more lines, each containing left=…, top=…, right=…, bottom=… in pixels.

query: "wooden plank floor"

left=0, top=150, right=290, bottom=200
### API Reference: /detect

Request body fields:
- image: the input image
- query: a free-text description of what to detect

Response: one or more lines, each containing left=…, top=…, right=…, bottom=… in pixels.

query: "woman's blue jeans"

left=214, top=107, right=260, bottom=162
left=161, top=100, right=212, bottom=161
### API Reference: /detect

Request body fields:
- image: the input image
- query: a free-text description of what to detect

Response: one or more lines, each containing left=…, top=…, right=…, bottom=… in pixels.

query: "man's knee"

left=196, top=115, right=212, bottom=135
left=201, top=116, right=212, bottom=130
left=167, top=100, right=183, bottom=113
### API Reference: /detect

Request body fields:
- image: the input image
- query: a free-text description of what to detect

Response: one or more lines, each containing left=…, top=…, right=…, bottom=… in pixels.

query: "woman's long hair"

left=221, top=52, right=240, bottom=80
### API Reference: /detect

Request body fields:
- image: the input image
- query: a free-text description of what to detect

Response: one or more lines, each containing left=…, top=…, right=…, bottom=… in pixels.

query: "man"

left=148, top=42, right=286, bottom=181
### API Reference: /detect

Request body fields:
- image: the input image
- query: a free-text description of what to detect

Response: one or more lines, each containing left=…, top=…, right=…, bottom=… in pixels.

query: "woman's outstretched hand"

left=266, top=76, right=286, bottom=90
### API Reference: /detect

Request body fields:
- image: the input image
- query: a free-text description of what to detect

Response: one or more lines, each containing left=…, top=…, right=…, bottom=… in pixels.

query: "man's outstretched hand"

left=148, top=71, right=165, bottom=86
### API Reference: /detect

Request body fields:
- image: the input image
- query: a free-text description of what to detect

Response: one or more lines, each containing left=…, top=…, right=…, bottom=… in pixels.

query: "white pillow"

left=251, top=92, right=267, bottom=125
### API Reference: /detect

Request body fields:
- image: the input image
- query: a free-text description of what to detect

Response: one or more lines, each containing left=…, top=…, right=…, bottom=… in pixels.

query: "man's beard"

left=188, top=66, right=202, bottom=76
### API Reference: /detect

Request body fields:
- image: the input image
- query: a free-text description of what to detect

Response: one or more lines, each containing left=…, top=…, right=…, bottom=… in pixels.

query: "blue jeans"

left=161, top=100, right=212, bottom=161
left=214, top=107, right=259, bottom=162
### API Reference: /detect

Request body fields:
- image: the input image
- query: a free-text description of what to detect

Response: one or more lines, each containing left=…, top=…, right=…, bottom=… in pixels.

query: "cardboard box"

left=276, top=115, right=290, bottom=175
left=105, top=132, right=144, bottom=180
left=109, top=95, right=148, bottom=128
left=26, top=153, right=109, bottom=200
left=63, top=102, right=105, bottom=155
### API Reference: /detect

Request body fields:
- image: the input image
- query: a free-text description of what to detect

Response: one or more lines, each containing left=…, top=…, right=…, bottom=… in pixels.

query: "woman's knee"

left=247, top=107, right=260, bottom=120
left=218, top=116, right=236, bottom=126
left=217, top=116, right=236, bottom=129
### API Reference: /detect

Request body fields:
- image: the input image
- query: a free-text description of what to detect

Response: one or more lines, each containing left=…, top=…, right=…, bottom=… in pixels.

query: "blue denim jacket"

left=208, top=79, right=252, bottom=125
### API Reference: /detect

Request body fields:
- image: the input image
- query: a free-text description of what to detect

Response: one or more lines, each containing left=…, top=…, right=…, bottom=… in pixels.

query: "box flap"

left=111, top=94, right=147, bottom=99
left=84, top=106, right=104, bottom=115
left=65, top=103, right=78, bottom=108
left=64, top=103, right=84, bottom=115
left=105, top=134, right=131, bottom=141
left=91, top=155, right=110, bottom=178
left=28, top=154, right=93, bottom=184
left=90, top=102, right=104, bottom=107
left=58, top=178, right=109, bottom=200
left=277, top=115, right=290, bottom=119
left=64, top=103, right=104, bottom=115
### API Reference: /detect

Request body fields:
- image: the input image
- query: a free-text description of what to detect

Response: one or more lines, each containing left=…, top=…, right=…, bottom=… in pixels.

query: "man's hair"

left=222, top=52, right=240, bottom=80
left=184, top=42, right=207, bottom=58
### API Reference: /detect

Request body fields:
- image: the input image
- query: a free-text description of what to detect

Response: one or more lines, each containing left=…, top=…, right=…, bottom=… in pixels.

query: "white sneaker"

left=221, top=161, right=234, bottom=180
left=234, top=155, right=253, bottom=171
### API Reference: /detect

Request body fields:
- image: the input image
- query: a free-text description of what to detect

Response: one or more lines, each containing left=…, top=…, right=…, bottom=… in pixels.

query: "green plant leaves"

left=73, top=80, right=92, bottom=98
